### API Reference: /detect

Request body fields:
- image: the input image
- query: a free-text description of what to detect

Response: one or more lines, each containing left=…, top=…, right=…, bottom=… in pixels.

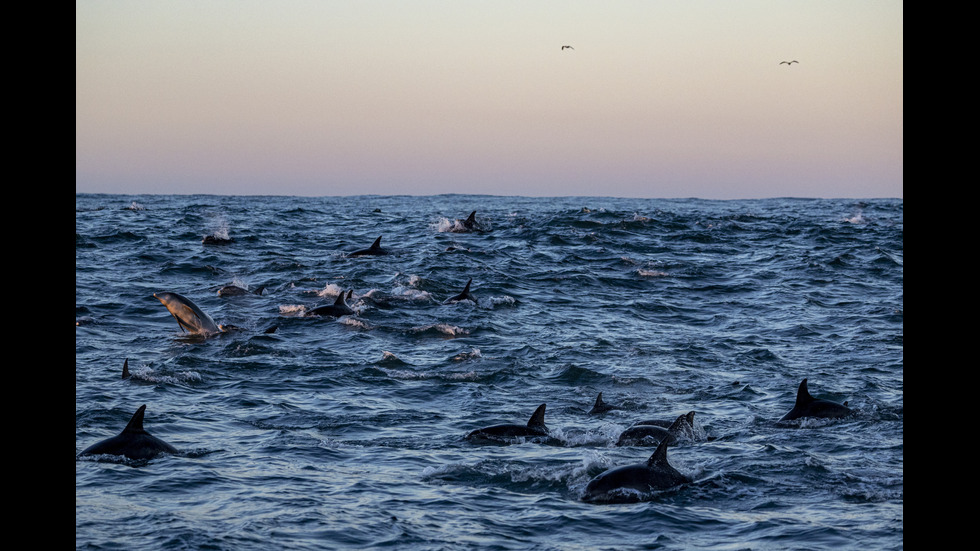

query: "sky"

left=76, top=1, right=903, bottom=199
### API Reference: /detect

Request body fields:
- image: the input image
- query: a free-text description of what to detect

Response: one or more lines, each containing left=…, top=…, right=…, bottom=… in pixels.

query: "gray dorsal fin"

left=370, top=236, right=383, bottom=250
left=527, top=403, right=547, bottom=429
left=593, top=392, right=605, bottom=409
left=795, top=378, right=814, bottom=406
left=346, top=289, right=354, bottom=300
left=647, top=437, right=671, bottom=468
left=667, top=413, right=689, bottom=435
left=123, top=404, right=148, bottom=433
left=684, top=411, right=695, bottom=424
left=333, top=291, right=348, bottom=306
left=122, top=358, right=130, bottom=379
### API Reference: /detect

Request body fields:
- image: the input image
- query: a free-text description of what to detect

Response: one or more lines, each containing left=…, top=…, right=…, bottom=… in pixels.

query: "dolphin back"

left=583, top=438, right=689, bottom=503
left=79, top=404, right=179, bottom=460
left=779, top=378, right=852, bottom=422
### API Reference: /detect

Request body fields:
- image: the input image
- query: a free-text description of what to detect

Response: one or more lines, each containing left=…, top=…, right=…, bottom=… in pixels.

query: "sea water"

left=76, top=194, right=903, bottom=550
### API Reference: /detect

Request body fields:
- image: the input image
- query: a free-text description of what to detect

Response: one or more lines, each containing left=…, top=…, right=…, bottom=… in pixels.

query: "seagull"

left=561, top=45, right=574, bottom=50
left=779, top=60, right=799, bottom=65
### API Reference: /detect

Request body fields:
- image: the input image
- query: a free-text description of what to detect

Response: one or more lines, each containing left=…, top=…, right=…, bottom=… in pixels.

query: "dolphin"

left=633, top=411, right=698, bottom=430
left=350, top=236, right=388, bottom=256
left=121, top=358, right=130, bottom=379
left=153, top=292, right=223, bottom=335
left=218, top=284, right=265, bottom=297
left=78, top=405, right=179, bottom=460
left=202, top=234, right=233, bottom=245
left=464, top=404, right=548, bottom=443
left=589, top=392, right=620, bottom=414
left=616, top=412, right=695, bottom=447
left=443, top=279, right=475, bottom=304
left=307, top=290, right=354, bottom=317
left=462, top=211, right=477, bottom=229
left=779, top=378, right=852, bottom=422
left=582, top=438, right=690, bottom=503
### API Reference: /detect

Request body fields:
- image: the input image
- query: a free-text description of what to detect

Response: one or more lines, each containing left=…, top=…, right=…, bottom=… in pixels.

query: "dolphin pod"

left=82, top=211, right=862, bottom=508
left=582, top=438, right=691, bottom=503
left=464, top=404, right=548, bottom=443
left=78, top=405, right=179, bottom=460
left=779, top=378, right=853, bottom=422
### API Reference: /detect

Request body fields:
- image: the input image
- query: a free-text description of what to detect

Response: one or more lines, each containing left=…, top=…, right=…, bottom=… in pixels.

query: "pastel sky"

left=76, top=1, right=903, bottom=199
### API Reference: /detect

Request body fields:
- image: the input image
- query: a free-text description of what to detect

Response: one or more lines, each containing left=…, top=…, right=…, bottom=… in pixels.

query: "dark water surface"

left=76, top=194, right=903, bottom=550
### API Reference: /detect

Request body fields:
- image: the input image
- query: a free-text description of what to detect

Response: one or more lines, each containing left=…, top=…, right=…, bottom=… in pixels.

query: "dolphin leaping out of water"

left=350, top=236, right=389, bottom=256
left=582, top=437, right=690, bottom=503
left=78, top=404, right=179, bottom=460
left=465, top=404, right=548, bottom=444
left=154, top=292, right=224, bottom=335
left=778, top=378, right=852, bottom=422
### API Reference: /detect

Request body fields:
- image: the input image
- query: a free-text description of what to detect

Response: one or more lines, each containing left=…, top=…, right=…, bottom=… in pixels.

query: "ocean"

left=75, top=194, right=903, bottom=550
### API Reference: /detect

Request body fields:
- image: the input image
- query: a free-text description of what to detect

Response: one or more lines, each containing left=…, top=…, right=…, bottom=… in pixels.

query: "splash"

left=317, top=283, right=345, bottom=298
left=206, top=213, right=232, bottom=239
left=451, top=348, right=482, bottom=361
left=279, top=304, right=307, bottom=316
left=409, top=324, right=469, bottom=337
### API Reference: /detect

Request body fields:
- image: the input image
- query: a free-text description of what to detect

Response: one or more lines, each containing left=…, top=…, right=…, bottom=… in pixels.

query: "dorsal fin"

left=527, top=403, right=547, bottom=429
left=123, top=404, right=148, bottom=433
left=647, top=437, right=671, bottom=468
left=667, top=412, right=689, bottom=435
left=122, top=358, right=130, bottom=379
left=465, top=211, right=476, bottom=225
left=333, top=291, right=348, bottom=306
left=684, top=411, right=695, bottom=424
left=346, top=289, right=354, bottom=300
left=795, top=378, right=814, bottom=406
left=461, top=279, right=472, bottom=296
left=370, top=236, right=382, bottom=250
left=593, top=392, right=605, bottom=409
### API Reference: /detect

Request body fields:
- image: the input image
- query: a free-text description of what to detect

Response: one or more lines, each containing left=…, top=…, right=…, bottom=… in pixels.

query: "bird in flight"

left=561, top=45, right=574, bottom=50
left=779, top=60, right=799, bottom=65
